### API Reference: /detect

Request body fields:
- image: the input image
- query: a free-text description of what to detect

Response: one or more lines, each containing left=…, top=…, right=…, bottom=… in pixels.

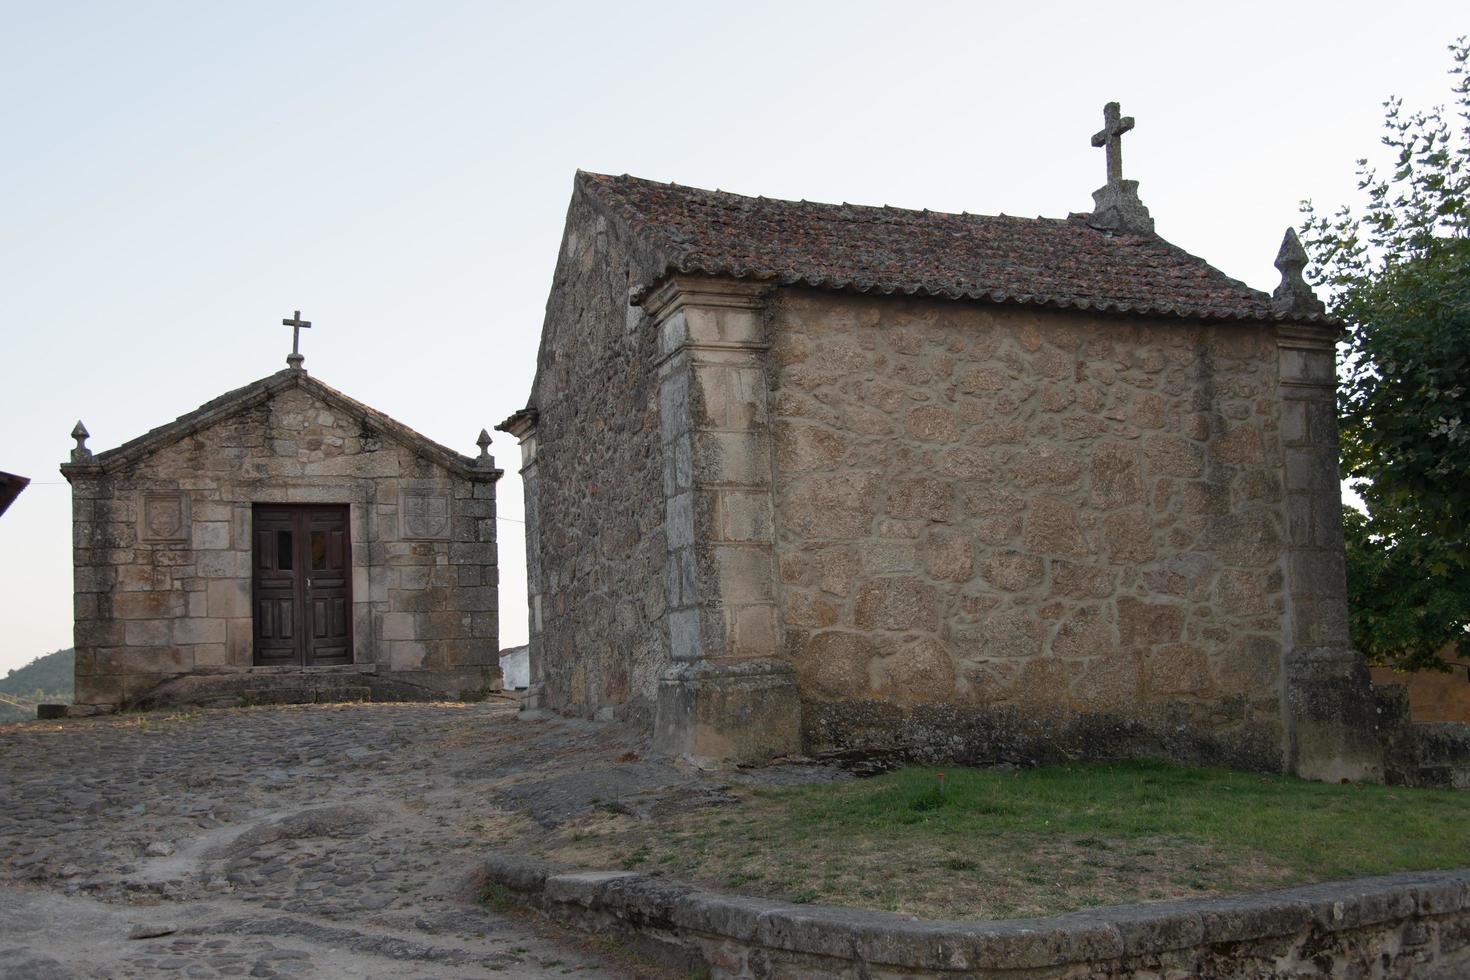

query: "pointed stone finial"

left=475, top=429, right=494, bottom=467
left=70, top=421, right=93, bottom=463
left=1271, top=228, right=1327, bottom=318
left=1087, top=101, right=1155, bottom=236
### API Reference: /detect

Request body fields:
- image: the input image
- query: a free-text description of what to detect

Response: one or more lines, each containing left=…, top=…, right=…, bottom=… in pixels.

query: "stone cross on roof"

left=1091, top=101, right=1134, bottom=187
left=1087, top=101, right=1155, bottom=237
left=282, top=310, right=311, bottom=371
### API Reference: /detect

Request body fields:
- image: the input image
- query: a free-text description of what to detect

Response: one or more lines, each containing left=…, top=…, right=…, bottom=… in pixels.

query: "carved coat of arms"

left=402, top=491, right=450, bottom=540
left=140, top=492, right=189, bottom=542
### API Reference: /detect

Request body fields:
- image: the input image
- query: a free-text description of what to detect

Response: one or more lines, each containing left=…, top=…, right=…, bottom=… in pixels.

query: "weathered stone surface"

left=1022, top=496, right=1089, bottom=557
left=1050, top=561, right=1116, bottom=599
left=887, top=478, right=953, bottom=523
left=1009, top=446, right=1083, bottom=490
left=1052, top=605, right=1113, bottom=660
left=1143, top=644, right=1212, bottom=696
left=980, top=550, right=1044, bottom=592
left=784, top=471, right=881, bottom=538
left=1211, top=423, right=1266, bottom=465
left=1144, top=435, right=1204, bottom=479
left=1214, top=635, right=1280, bottom=696
left=871, top=636, right=957, bottom=705
left=1072, top=651, right=1142, bottom=711
left=919, top=529, right=974, bottom=583
left=906, top=405, right=960, bottom=443
left=1090, top=442, right=1143, bottom=508
left=957, top=608, right=1044, bottom=660
left=797, top=631, right=874, bottom=699
left=1117, top=597, right=1186, bottom=648
left=854, top=579, right=938, bottom=632
left=773, top=422, right=846, bottom=472
left=1103, top=511, right=1154, bottom=564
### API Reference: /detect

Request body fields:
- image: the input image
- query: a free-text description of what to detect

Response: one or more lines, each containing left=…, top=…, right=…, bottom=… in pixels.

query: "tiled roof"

left=580, top=172, right=1321, bottom=324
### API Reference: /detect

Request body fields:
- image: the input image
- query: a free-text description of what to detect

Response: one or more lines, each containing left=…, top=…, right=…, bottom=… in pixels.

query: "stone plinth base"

left=1287, top=647, right=1387, bottom=783
left=803, top=698, right=1284, bottom=775
left=79, top=664, right=501, bottom=713
left=654, top=659, right=801, bottom=767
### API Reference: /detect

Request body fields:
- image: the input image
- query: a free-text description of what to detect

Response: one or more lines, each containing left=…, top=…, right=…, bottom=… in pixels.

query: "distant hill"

left=0, top=648, right=73, bottom=721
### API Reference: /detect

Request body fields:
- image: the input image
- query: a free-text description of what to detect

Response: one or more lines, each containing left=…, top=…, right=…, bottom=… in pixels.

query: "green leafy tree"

left=1300, top=39, right=1470, bottom=671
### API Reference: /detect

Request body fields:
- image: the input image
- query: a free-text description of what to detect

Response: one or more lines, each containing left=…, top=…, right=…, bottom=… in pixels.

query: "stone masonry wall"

left=767, top=289, right=1290, bottom=767
left=523, top=187, right=668, bottom=725
left=67, top=383, right=499, bottom=707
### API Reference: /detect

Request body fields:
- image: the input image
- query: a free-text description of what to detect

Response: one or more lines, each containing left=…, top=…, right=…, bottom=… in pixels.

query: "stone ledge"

left=479, top=852, right=1470, bottom=977
left=244, top=664, right=379, bottom=676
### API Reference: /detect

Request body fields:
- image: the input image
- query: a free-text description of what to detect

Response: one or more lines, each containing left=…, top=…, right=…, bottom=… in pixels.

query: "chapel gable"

left=62, top=354, right=503, bottom=713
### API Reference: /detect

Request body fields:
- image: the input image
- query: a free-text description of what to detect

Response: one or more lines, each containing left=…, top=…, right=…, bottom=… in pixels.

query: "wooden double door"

left=252, top=504, right=353, bottom=666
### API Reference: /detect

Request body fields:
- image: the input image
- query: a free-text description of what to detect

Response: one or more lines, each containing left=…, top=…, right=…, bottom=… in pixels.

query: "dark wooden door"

left=252, top=505, right=353, bottom=667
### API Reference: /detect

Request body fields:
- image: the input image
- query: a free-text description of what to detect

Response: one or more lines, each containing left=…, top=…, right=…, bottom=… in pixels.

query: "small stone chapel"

left=62, top=316, right=503, bottom=711
left=501, top=103, right=1462, bottom=784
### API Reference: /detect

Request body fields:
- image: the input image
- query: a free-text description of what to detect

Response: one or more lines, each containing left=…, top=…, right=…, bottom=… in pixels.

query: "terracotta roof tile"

left=580, top=172, right=1320, bottom=324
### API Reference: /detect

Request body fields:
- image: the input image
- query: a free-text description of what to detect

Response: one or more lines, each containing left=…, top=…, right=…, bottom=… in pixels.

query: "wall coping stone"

left=479, top=852, right=1470, bottom=974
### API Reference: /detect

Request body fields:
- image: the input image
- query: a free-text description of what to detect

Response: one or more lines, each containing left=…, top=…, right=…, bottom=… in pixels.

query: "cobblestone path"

left=0, top=702, right=660, bottom=979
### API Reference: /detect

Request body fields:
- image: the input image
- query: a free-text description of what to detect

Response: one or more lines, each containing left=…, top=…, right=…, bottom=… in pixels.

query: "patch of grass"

left=478, top=881, right=516, bottom=910
left=540, top=760, right=1470, bottom=920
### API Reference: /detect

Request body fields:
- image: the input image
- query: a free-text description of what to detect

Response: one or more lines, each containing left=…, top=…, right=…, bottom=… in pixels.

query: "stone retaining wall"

left=479, top=854, right=1470, bottom=978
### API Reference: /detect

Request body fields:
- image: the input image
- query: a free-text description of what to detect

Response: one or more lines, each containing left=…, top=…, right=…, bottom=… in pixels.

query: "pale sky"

left=1, top=1, right=1463, bottom=673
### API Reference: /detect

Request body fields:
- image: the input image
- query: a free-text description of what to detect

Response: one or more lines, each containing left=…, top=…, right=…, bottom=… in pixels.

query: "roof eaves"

left=495, top=407, right=539, bottom=438
left=630, top=267, right=1339, bottom=327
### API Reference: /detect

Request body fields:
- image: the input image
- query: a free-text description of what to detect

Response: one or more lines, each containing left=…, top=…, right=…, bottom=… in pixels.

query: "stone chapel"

left=62, top=329, right=502, bottom=712
left=500, top=104, right=1459, bottom=784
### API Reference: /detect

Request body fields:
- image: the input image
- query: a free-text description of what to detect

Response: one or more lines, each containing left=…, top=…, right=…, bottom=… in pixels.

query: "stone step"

left=241, top=685, right=374, bottom=706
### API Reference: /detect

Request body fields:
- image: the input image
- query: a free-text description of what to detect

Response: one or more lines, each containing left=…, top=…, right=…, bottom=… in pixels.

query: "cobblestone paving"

left=0, top=702, right=664, bottom=979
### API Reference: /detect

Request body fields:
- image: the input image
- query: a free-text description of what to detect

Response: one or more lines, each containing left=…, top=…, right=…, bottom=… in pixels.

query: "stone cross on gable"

left=283, top=310, right=311, bottom=370
left=1086, top=100, right=1154, bottom=236
left=1091, top=101, right=1135, bottom=187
